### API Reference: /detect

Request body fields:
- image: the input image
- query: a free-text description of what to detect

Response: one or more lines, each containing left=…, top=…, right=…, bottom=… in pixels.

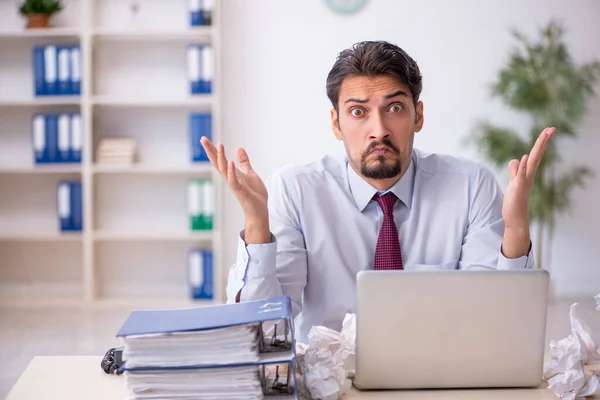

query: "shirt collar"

left=347, top=151, right=415, bottom=212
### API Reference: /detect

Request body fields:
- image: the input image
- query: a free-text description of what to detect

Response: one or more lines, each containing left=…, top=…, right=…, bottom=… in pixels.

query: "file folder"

left=70, top=182, right=83, bottom=231
left=117, top=296, right=299, bottom=398
left=57, top=46, right=71, bottom=95
left=200, top=45, right=213, bottom=93
left=32, top=114, right=46, bottom=163
left=188, top=248, right=213, bottom=300
left=45, top=114, right=59, bottom=163
left=189, top=113, right=211, bottom=162
left=57, top=181, right=71, bottom=231
left=44, top=45, right=58, bottom=95
left=57, top=181, right=83, bottom=232
left=188, top=179, right=202, bottom=230
left=201, top=179, right=214, bottom=230
left=33, top=47, right=46, bottom=96
left=70, top=113, right=82, bottom=163
left=189, top=0, right=202, bottom=26
left=202, top=0, right=214, bottom=25
left=187, top=45, right=201, bottom=94
left=58, top=114, right=70, bottom=162
left=117, top=296, right=299, bottom=399
left=70, top=46, right=81, bottom=96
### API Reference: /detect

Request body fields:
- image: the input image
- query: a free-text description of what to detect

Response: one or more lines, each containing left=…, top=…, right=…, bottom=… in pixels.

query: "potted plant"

left=19, top=0, right=63, bottom=29
left=467, top=20, right=600, bottom=270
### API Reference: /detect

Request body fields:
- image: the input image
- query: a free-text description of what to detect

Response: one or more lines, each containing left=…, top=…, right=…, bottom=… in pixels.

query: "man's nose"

left=369, top=111, right=390, bottom=140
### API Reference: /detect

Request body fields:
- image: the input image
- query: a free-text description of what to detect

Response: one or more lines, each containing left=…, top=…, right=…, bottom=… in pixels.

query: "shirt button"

left=253, top=259, right=259, bottom=264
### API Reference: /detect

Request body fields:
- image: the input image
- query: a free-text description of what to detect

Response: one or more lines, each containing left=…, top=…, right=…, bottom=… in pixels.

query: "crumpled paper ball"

left=544, top=298, right=600, bottom=400
left=295, top=313, right=356, bottom=400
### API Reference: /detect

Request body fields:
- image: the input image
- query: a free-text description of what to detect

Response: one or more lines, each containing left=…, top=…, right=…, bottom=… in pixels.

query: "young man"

left=201, top=41, right=554, bottom=343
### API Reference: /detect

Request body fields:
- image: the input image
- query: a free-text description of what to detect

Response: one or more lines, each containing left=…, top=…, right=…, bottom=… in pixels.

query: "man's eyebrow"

left=385, top=90, right=408, bottom=99
left=344, top=90, right=409, bottom=104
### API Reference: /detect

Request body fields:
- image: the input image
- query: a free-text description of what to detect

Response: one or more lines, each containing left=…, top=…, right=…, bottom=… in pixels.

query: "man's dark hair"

left=326, top=41, right=423, bottom=112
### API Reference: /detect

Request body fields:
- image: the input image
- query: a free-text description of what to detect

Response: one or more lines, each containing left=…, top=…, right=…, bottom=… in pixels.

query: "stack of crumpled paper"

left=543, top=295, right=600, bottom=400
left=295, top=313, right=356, bottom=400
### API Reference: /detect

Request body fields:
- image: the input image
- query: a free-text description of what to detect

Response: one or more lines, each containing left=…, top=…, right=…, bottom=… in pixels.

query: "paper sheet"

left=296, top=313, right=356, bottom=400
left=544, top=300, right=600, bottom=399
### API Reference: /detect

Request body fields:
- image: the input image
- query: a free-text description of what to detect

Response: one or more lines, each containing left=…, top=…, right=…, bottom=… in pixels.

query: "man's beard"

left=360, top=139, right=402, bottom=180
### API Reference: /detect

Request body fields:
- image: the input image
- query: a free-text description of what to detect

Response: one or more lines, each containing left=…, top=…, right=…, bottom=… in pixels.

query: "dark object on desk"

left=101, top=347, right=123, bottom=375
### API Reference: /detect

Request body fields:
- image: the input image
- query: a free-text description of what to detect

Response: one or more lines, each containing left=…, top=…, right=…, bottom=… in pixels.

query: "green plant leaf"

left=469, top=122, right=529, bottom=168
left=19, top=0, right=63, bottom=16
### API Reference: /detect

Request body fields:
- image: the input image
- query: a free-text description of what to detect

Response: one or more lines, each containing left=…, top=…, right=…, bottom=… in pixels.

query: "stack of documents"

left=117, top=296, right=300, bottom=399
left=96, top=138, right=136, bottom=165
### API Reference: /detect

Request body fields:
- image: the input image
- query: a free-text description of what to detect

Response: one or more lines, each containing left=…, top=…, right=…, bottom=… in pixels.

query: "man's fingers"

left=527, top=127, right=555, bottom=179
left=508, top=159, right=519, bottom=180
left=216, top=143, right=229, bottom=177
left=236, top=148, right=253, bottom=174
left=518, top=154, right=528, bottom=179
left=227, top=160, right=240, bottom=190
left=200, top=136, right=219, bottom=169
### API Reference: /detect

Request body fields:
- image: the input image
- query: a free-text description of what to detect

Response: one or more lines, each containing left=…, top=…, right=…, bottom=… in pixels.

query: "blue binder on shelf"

left=188, top=248, right=213, bottom=299
left=45, top=114, right=59, bottom=163
left=57, top=181, right=83, bottom=232
left=189, top=113, right=211, bottom=162
left=33, top=47, right=46, bottom=96
left=189, top=0, right=202, bottom=26
left=116, top=296, right=299, bottom=398
left=57, top=114, right=70, bottom=162
left=44, top=45, right=58, bottom=96
left=70, top=113, right=82, bottom=163
left=200, top=45, right=213, bottom=93
left=187, top=45, right=201, bottom=94
left=70, top=46, right=81, bottom=96
left=32, top=114, right=46, bottom=163
left=57, top=46, right=71, bottom=95
left=187, top=44, right=213, bottom=95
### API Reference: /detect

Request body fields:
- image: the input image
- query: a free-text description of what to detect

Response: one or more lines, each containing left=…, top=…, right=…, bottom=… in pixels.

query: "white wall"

left=220, top=0, right=600, bottom=299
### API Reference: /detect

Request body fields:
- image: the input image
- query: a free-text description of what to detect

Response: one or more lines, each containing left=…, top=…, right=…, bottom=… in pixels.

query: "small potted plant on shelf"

left=18, top=0, right=63, bottom=29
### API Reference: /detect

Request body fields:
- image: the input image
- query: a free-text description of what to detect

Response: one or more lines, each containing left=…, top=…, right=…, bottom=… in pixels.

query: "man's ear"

left=415, top=101, right=424, bottom=132
left=331, top=108, right=343, bottom=140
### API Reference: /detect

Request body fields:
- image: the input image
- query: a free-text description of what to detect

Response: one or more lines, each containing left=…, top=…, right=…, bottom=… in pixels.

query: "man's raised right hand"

left=200, top=137, right=271, bottom=244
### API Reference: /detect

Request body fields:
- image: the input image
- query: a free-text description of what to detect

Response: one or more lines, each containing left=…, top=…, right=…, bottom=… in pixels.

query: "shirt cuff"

left=497, top=241, right=534, bottom=270
left=228, top=231, right=278, bottom=302
left=239, top=230, right=278, bottom=279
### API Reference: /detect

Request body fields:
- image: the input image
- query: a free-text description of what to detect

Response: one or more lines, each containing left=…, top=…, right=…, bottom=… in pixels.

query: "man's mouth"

left=370, top=146, right=392, bottom=156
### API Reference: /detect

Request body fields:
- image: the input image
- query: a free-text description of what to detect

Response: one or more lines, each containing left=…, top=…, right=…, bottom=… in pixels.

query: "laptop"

left=353, top=269, right=550, bottom=390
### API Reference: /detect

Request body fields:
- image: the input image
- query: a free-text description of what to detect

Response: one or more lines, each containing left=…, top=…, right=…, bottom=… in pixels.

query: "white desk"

left=4, top=356, right=585, bottom=399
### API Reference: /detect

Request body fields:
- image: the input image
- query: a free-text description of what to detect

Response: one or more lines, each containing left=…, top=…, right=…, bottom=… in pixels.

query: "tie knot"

left=374, top=192, right=397, bottom=215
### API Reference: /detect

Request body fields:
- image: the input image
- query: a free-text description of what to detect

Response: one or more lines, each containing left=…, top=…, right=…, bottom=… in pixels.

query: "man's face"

left=331, top=75, right=424, bottom=182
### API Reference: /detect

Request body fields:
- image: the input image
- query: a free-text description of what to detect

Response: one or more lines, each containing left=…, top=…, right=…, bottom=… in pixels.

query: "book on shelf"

left=116, top=295, right=299, bottom=399
left=95, top=137, right=137, bottom=165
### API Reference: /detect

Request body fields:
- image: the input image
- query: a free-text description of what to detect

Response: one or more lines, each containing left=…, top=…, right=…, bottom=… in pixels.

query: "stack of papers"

left=116, top=296, right=300, bottom=400
left=123, top=324, right=261, bottom=368
left=96, top=137, right=136, bottom=165
left=126, top=366, right=264, bottom=400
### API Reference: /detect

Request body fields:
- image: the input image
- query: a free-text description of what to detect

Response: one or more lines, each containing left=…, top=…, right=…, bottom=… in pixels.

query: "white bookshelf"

left=0, top=0, right=223, bottom=307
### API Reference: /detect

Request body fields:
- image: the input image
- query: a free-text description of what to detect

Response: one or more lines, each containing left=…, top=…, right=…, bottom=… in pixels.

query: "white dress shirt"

left=226, top=148, right=534, bottom=343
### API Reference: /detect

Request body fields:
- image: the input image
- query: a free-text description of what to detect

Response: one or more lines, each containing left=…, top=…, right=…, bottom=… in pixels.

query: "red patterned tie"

left=373, top=193, right=403, bottom=270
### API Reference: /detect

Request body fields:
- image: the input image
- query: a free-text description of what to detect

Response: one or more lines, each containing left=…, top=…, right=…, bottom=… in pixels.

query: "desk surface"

left=4, top=356, right=579, bottom=400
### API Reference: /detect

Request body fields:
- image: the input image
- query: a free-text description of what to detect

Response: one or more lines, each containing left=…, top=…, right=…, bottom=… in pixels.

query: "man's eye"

left=388, top=104, right=403, bottom=112
left=350, top=108, right=365, bottom=117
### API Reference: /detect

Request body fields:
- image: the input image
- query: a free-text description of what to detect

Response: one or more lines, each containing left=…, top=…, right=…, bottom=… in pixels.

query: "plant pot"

left=26, top=14, right=50, bottom=29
